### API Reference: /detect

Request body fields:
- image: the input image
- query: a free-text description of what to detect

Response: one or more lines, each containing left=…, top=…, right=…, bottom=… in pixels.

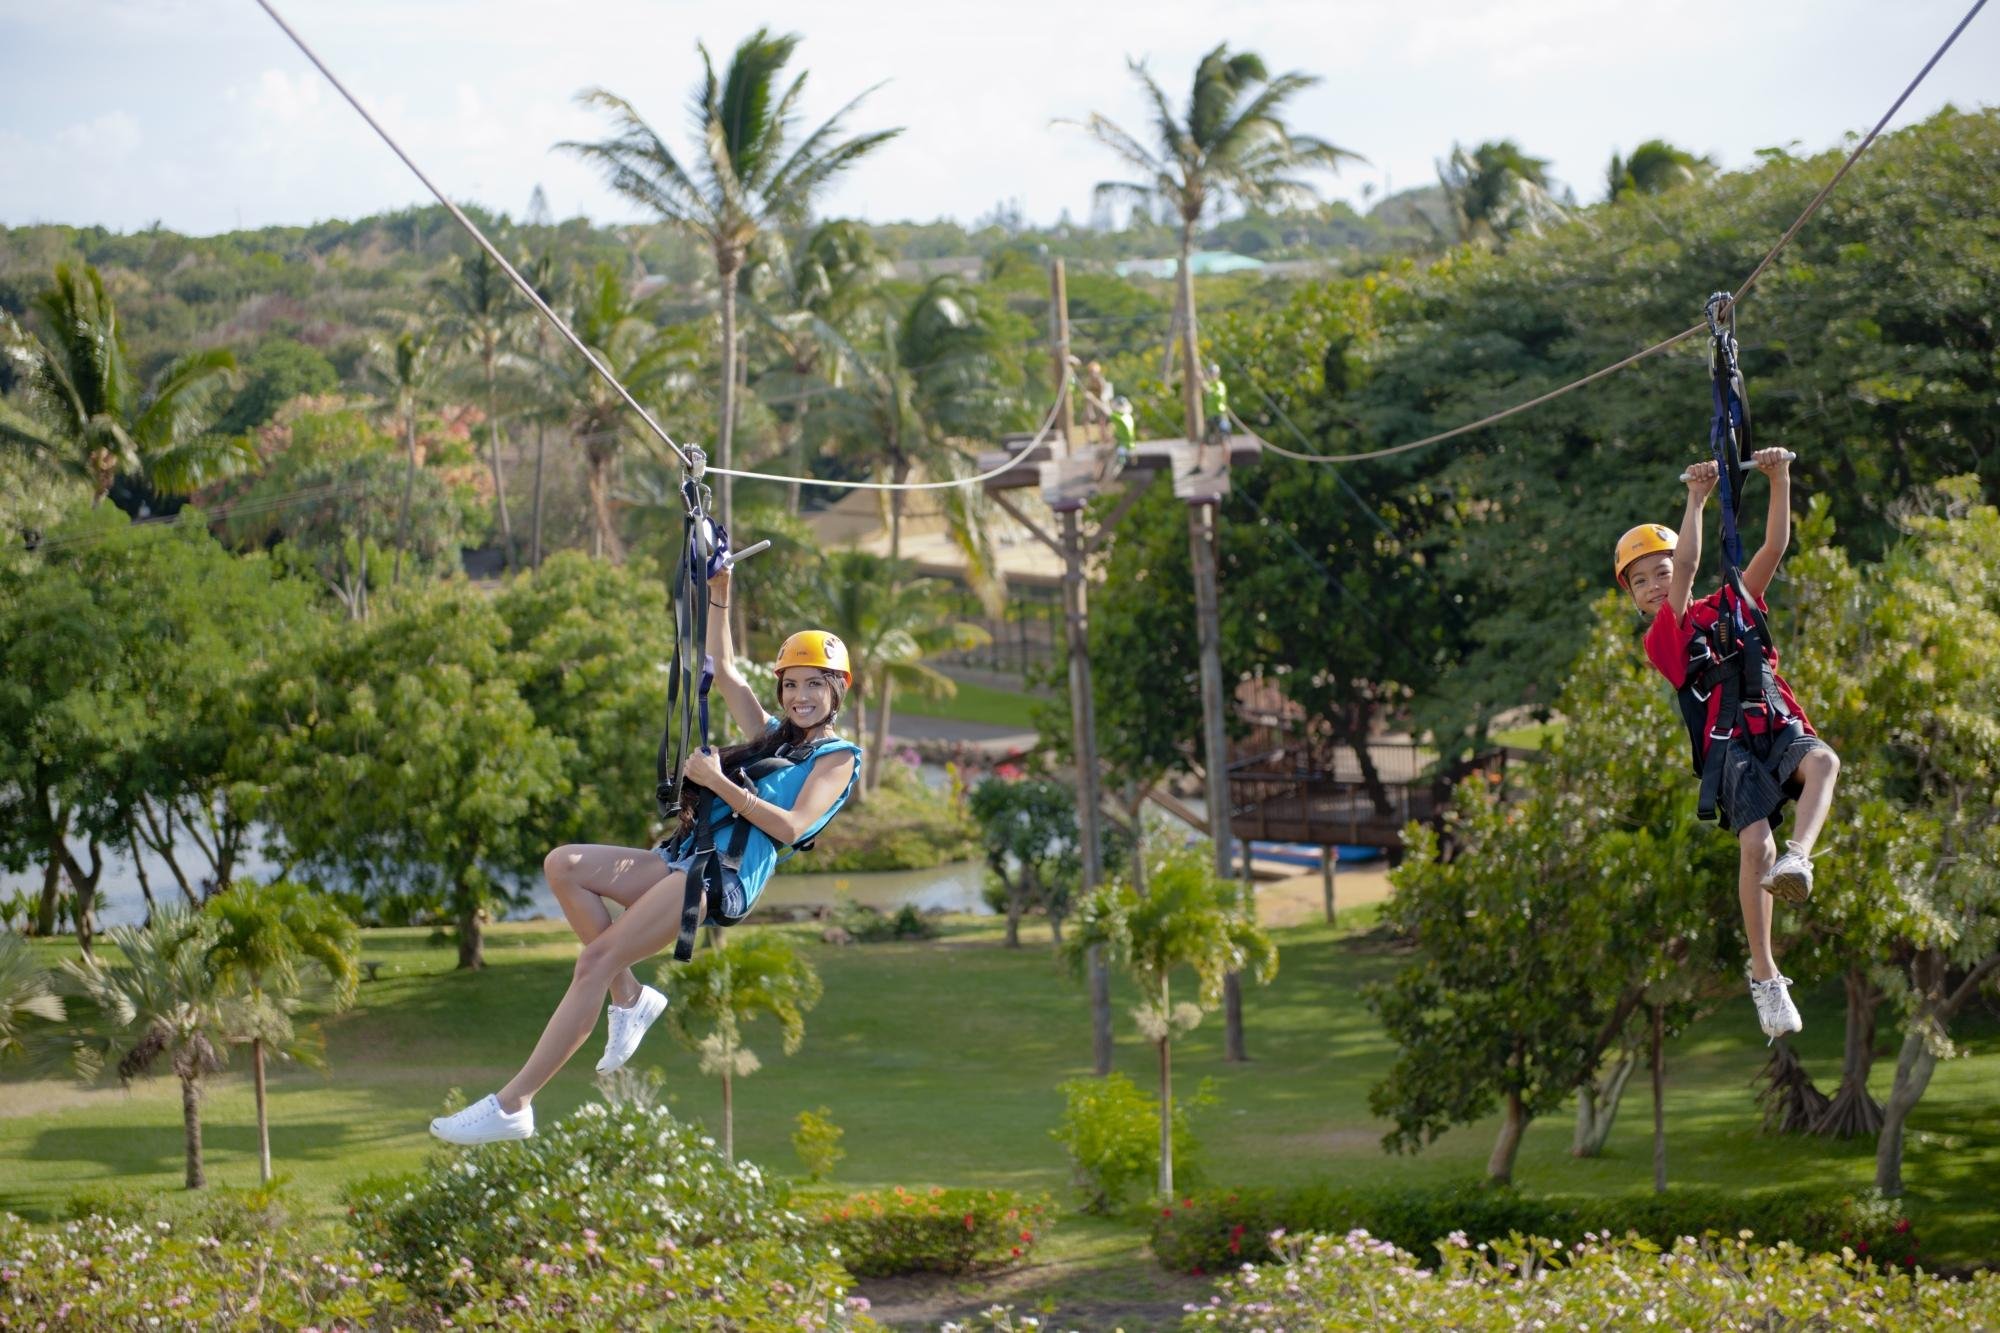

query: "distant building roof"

left=1113, top=250, right=1267, bottom=279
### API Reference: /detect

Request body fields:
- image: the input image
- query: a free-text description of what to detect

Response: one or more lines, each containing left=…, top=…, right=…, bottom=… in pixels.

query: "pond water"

left=2, top=828, right=993, bottom=929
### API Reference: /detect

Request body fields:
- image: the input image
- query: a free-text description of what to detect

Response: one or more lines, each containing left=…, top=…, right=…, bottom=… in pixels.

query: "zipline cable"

left=1222, top=0, right=1988, bottom=467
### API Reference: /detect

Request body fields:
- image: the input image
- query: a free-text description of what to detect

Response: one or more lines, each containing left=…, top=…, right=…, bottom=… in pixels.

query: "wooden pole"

left=1321, top=853, right=1337, bottom=926
left=1050, top=259, right=1075, bottom=453
left=1187, top=500, right=1244, bottom=1061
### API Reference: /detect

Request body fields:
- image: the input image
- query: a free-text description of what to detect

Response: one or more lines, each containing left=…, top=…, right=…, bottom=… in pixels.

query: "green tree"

left=203, top=880, right=360, bottom=1183
left=360, top=330, right=442, bottom=587
left=1435, top=140, right=1567, bottom=247
left=1070, top=43, right=1359, bottom=435
left=0, top=263, right=250, bottom=507
left=1065, top=846, right=1276, bottom=1198
left=239, top=592, right=570, bottom=968
left=661, top=933, right=823, bottom=1161
left=215, top=338, right=339, bottom=436
left=432, top=249, right=522, bottom=563
left=807, top=552, right=988, bottom=792
left=62, top=907, right=243, bottom=1189
left=968, top=775, right=1086, bottom=948
left=1606, top=139, right=1715, bottom=202
left=563, top=29, right=901, bottom=538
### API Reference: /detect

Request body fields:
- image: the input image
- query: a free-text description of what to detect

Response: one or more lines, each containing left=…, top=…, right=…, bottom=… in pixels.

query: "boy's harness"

left=1678, top=294, right=1805, bottom=823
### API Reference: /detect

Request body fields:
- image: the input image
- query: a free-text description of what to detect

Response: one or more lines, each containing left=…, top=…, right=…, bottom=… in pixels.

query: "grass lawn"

left=5, top=917, right=1996, bottom=1324
left=898, top=677, right=1046, bottom=732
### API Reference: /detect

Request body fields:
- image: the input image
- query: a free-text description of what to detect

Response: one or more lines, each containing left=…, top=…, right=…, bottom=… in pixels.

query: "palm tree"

left=563, top=265, right=700, bottom=559
left=662, top=933, right=822, bottom=1161
left=744, top=219, right=888, bottom=515
left=561, top=31, right=901, bottom=540
left=432, top=250, right=521, bottom=565
left=0, top=933, right=68, bottom=1074
left=361, top=329, right=440, bottom=587
left=1435, top=140, right=1568, bottom=247
left=204, top=881, right=360, bottom=1184
left=0, top=264, right=250, bottom=508
left=515, top=244, right=570, bottom=568
left=1606, top=139, right=1716, bottom=202
left=1066, top=845, right=1277, bottom=1198
left=809, top=551, right=989, bottom=793
left=62, top=907, right=242, bottom=1189
left=812, top=276, right=1019, bottom=581
left=1069, top=45, right=1359, bottom=435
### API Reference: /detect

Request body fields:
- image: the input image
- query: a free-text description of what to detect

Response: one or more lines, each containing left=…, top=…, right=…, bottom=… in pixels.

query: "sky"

left=1, top=0, right=1995, bottom=239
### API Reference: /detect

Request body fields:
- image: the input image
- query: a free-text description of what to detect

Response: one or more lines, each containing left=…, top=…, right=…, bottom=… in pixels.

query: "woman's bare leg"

left=1739, top=820, right=1778, bottom=981
left=498, top=869, right=690, bottom=1112
left=1785, top=748, right=1841, bottom=855
left=543, top=844, right=667, bottom=1008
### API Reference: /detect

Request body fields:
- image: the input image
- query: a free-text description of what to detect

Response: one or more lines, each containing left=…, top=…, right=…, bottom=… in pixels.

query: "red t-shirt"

left=1644, top=586, right=1814, bottom=759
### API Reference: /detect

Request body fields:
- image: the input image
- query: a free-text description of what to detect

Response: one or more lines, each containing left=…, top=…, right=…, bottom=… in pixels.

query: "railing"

left=1225, top=740, right=1515, bottom=851
left=933, top=587, right=1063, bottom=676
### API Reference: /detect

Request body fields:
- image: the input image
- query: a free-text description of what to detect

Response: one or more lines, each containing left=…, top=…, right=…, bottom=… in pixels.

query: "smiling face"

left=1622, top=551, right=1676, bottom=619
left=778, top=666, right=841, bottom=730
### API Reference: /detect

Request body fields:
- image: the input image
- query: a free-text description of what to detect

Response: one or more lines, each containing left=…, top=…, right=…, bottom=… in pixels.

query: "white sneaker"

left=1761, top=842, right=1815, bottom=904
left=430, top=1094, right=534, bottom=1145
left=596, top=984, right=668, bottom=1074
left=1750, top=976, right=1803, bottom=1044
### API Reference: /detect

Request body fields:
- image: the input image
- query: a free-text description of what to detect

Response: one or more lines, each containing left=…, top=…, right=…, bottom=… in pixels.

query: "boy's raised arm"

left=1742, top=449, right=1794, bottom=601
left=1668, top=461, right=1717, bottom=621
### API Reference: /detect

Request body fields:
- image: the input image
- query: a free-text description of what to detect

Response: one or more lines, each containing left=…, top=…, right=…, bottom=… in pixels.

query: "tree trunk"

left=1090, top=945, right=1113, bottom=1077
left=716, top=253, right=740, bottom=543
left=1650, top=1003, right=1667, bottom=1194
left=457, top=899, right=486, bottom=970
left=1875, top=1025, right=1935, bottom=1197
left=1186, top=505, right=1242, bottom=1064
left=1003, top=878, right=1023, bottom=949
left=1813, top=969, right=1885, bottom=1138
left=530, top=417, right=547, bottom=569
left=394, top=409, right=418, bottom=585
left=137, top=796, right=200, bottom=907
left=60, top=839, right=102, bottom=958
left=1486, top=1086, right=1528, bottom=1184
left=1176, top=218, right=1204, bottom=441
left=1321, top=855, right=1337, bottom=925
left=253, top=1036, right=272, bottom=1185
left=181, top=1074, right=206, bottom=1190
left=722, top=1066, right=735, bottom=1163
left=1048, top=910, right=1064, bottom=948
left=1157, top=973, right=1175, bottom=1199
left=586, top=451, right=619, bottom=561
left=127, top=827, right=158, bottom=924
left=1572, top=1050, right=1639, bottom=1157
left=1222, top=973, right=1246, bottom=1063
left=35, top=794, right=68, bottom=936
left=867, top=675, right=896, bottom=795
left=485, top=351, right=512, bottom=568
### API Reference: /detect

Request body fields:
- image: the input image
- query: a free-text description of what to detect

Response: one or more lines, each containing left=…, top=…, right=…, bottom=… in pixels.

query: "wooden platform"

left=976, top=433, right=1262, bottom=494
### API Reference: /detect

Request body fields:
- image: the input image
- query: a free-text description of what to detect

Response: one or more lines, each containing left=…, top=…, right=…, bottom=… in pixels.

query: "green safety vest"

left=1203, top=379, right=1229, bottom=420
left=1111, top=411, right=1136, bottom=447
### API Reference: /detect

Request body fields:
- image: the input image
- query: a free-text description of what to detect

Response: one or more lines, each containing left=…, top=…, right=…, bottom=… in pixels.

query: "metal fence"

left=934, top=587, right=1063, bottom=676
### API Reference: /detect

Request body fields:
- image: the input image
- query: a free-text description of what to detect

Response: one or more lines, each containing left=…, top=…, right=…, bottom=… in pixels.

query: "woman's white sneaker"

left=429, top=1094, right=534, bottom=1145
left=597, top=984, right=668, bottom=1073
left=1750, top=976, right=1803, bottom=1044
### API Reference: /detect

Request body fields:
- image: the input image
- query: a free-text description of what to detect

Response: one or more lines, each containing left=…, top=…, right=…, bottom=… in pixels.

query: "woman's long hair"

left=673, top=671, right=847, bottom=846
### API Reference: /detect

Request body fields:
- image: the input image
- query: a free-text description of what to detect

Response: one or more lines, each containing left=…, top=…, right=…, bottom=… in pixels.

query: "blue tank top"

left=703, top=728, right=862, bottom=905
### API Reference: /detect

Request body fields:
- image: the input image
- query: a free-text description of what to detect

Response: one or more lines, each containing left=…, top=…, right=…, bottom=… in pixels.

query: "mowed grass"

left=4, top=917, right=1998, bottom=1271
left=898, top=677, right=1046, bottom=732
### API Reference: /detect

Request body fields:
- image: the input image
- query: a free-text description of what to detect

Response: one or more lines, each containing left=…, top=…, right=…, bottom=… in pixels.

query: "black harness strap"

left=1691, top=296, right=1803, bottom=823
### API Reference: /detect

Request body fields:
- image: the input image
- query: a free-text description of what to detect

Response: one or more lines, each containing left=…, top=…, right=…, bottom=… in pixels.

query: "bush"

left=1193, top=1230, right=2000, bottom=1330
left=833, top=899, right=942, bottom=942
left=798, top=1186, right=1057, bottom=1277
left=1151, top=1180, right=1916, bottom=1274
left=1052, top=1072, right=1209, bottom=1214
left=345, top=1096, right=854, bottom=1325
left=795, top=760, right=978, bottom=872
left=794, top=1105, right=846, bottom=1182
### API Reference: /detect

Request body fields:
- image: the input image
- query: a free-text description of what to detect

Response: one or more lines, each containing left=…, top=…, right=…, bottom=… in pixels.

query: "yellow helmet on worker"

left=1613, top=524, right=1677, bottom=587
left=775, top=630, right=852, bottom=687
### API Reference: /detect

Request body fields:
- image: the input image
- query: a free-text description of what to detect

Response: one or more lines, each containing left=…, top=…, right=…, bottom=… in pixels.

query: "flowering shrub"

left=1187, top=1229, right=2000, bottom=1330
left=1152, top=1180, right=1914, bottom=1274
left=344, top=1098, right=848, bottom=1317
left=0, top=1210, right=408, bottom=1330
left=799, top=1186, right=1057, bottom=1276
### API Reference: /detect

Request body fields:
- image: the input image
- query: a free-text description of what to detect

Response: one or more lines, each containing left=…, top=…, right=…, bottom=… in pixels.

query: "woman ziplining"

left=429, top=550, right=861, bottom=1145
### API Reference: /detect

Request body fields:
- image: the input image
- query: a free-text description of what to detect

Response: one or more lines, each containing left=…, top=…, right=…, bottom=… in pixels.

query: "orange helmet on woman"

left=775, top=630, right=852, bottom=687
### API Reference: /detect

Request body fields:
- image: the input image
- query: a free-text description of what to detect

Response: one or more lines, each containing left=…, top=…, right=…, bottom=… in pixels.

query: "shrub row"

left=798, top=1186, right=1057, bottom=1276
left=1151, top=1180, right=1915, bottom=1273
left=1188, top=1231, right=2000, bottom=1331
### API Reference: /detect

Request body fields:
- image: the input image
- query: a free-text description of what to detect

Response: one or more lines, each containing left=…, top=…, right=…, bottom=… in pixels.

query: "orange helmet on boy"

left=1614, top=524, right=1677, bottom=587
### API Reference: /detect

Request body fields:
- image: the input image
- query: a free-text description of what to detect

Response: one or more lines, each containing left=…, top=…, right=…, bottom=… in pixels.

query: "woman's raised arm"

left=704, top=569, right=770, bottom=740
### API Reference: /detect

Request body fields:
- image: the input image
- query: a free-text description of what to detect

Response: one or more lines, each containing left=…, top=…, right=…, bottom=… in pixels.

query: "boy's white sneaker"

left=430, top=1094, right=534, bottom=1145
left=596, top=984, right=668, bottom=1073
left=1762, top=842, right=1815, bottom=904
left=1750, top=975, right=1803, bottom=1044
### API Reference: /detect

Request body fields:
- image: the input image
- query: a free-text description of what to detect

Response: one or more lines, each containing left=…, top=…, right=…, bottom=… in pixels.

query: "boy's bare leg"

left=1784, top=748, right=1841, bottom=855
left=1738, top=820, right=1779, bottom=981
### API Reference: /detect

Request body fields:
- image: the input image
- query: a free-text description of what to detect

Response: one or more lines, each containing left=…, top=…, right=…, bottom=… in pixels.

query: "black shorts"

left=1716, top=731, right=1833, bottom=833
